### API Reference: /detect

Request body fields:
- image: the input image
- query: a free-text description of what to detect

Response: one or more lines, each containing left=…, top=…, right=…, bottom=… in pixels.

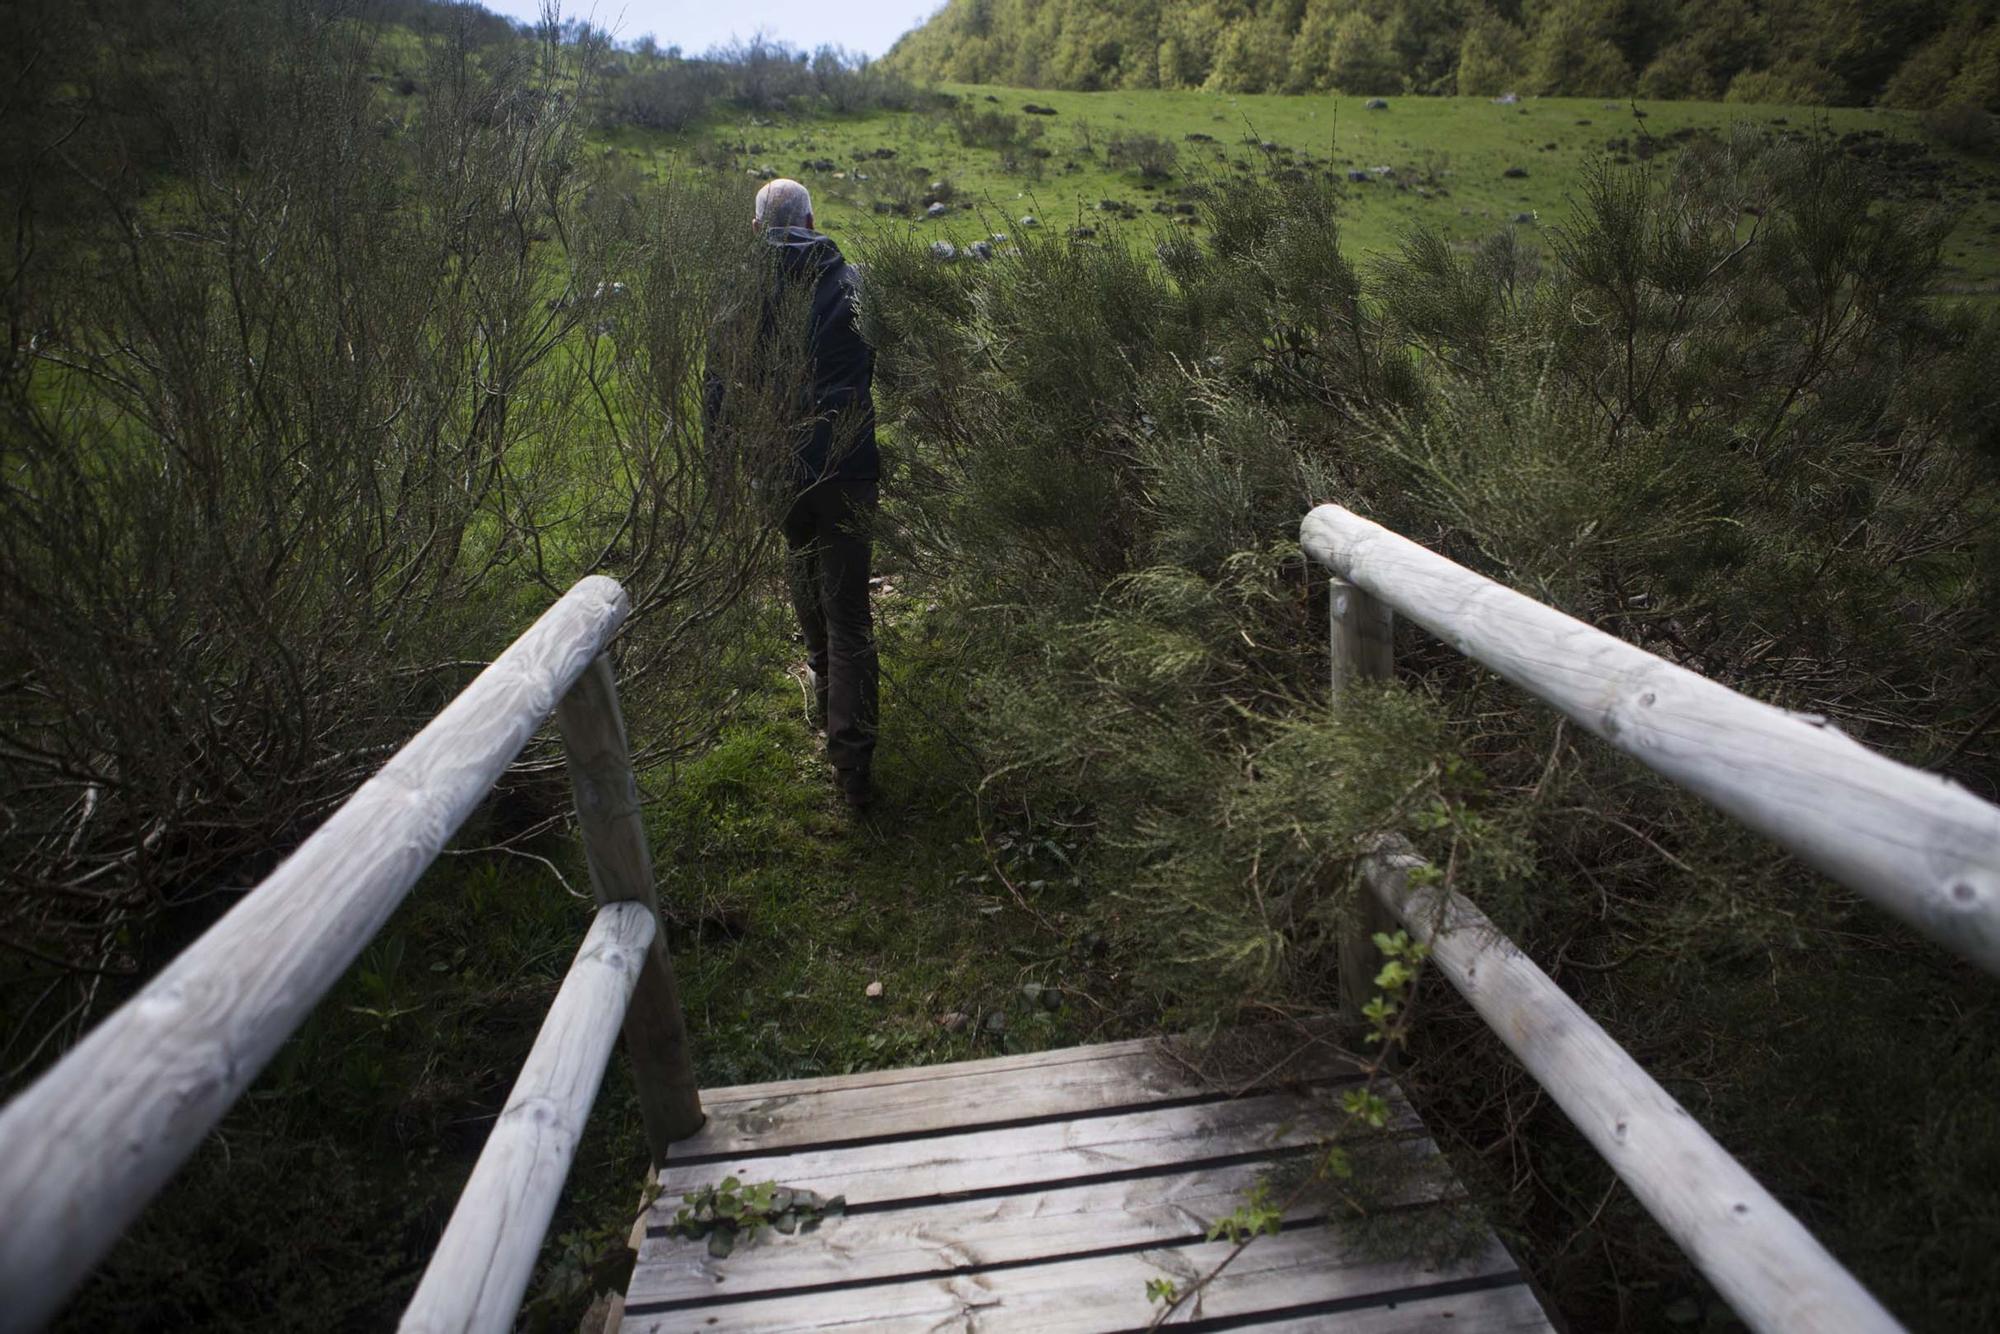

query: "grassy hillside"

left=603, top=86, right=2000, bottom=291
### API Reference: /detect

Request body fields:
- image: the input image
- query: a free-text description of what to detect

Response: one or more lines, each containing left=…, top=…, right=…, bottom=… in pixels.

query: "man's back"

left=760, top=226, right=878, bottom=486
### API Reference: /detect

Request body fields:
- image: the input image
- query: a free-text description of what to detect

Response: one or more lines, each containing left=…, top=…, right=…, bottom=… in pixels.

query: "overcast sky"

left=473, top=0, right=941, bottom=60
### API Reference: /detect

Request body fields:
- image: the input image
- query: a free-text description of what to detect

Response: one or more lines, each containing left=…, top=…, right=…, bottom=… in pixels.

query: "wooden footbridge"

left=3, top=503, right=1996, bottom=1332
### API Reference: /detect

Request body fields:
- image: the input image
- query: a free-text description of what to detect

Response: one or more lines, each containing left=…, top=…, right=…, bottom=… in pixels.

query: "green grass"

left=654, top=605, right=1134, bottom=1088
left=604, top=87, right=2000, bottom=289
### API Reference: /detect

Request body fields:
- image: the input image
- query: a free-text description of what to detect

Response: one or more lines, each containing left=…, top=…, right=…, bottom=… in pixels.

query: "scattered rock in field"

left=1365, top=98, right=1389, bottom=110
left=1575, top=119, right=1593, bottom=125
left=925, top=201, right=948, bottom=218
left=1259, top=140, right=1279, bottom=151
left=865, top=979, right=884, bottom=1000
left=968, top=239, right=993, bottom=261
left=1493, top=92, right=1519, bottom=105
left=989, top=232, right=1008, bottom=243
left=1019, top=214, right=1040, bottom=227
left=1503, top=165, right=1529, bottom=178
left=939, top=1011, right=970, bottom=1032
left=983, top=1010, right=1008, bottom=1035
left=929, top=241, right=957, bottom=260
left=1068, top=225, right=1096, bottom=239
left=1347, top=169, right=1371, bottom=182
left=1512, top=211, right=1538, bottom=225
left=1184, top=132, right=1215, bottom=142
left=1023, top=103, right=1058, bottom=115
left=800, top=158, right=837, bottom=172
left=867, top=146, right=898, bottom=159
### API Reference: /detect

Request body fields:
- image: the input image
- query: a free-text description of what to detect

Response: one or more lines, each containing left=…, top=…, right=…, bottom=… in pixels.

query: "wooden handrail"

left=1357, top=838, right=1901, bottom=1333
left=0, top=576, right=702, bottom=1333
left=1302, top=512, right=1930, bottom=1332
left=401, top=900, right=657, bottom=1334
left=1302, top=502, right=2000, bottom=975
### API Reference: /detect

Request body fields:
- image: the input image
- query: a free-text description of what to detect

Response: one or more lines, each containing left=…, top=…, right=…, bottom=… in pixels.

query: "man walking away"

left=753, top=179, right=880, bottom=808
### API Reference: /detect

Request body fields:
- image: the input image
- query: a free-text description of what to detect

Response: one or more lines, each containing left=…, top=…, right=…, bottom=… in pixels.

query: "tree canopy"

left=884, top=0, right=2000, bottom=107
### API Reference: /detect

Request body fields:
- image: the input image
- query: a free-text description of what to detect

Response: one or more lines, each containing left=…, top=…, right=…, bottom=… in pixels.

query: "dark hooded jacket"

left=706, top=226, right=879, bottom=486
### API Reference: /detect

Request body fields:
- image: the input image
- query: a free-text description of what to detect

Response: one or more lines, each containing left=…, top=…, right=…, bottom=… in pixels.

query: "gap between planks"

left=631, top=1141, right=1461, bottom=1311
left=623, top=1226, right=1540, bottom=1333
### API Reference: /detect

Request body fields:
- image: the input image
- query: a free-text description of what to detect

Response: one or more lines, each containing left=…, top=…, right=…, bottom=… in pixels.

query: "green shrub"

left=0, top=0, right=788, bottom=1080
left=863, top=137, right=2000, bottom=1331
left=1924, top=101, right=1999, bottom=156
left=1106, top=131, right=1178, bottom=180
left=951, top=105, right=1021, bottom=149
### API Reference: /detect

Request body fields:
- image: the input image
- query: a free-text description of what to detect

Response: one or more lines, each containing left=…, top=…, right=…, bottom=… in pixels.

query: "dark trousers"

left=783, top=478, right=878, bottom=779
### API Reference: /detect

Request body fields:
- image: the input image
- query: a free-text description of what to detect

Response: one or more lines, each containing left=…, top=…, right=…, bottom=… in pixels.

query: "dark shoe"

left=837, top=768, right=873, bottom=809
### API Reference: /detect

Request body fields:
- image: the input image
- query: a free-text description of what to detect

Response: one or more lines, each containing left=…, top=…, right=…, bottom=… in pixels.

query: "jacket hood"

left=762, top=225, right=844, bottom=280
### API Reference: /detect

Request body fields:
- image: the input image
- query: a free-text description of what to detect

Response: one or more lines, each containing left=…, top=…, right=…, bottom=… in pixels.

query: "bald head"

left=754, top=178, right=814, bottom=232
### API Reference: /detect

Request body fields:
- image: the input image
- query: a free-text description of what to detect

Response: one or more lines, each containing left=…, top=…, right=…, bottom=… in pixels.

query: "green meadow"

left=605, top=86, right=2000, bottom=289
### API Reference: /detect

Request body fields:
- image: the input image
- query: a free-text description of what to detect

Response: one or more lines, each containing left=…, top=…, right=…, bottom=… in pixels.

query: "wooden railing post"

left=1329, top=577, right=1401, bottom=1032
left=555, top=654, right=704, bottom=1158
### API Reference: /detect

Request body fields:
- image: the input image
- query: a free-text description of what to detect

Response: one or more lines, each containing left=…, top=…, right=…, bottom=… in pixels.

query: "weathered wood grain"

left=655, top=1086, right=1418, bottom=1211
left=1330, top=575, right=1403, bottom=1033
left=631, top=1141, right=1458, bottom=1308
left=1328, top=574, right=1394, bottom=696
left=1302, top=503, right=2000, bottom=974
left=401, top=901, right=654, bottom=1334
left=621, top=1226, right=1531, bottom=1333
left=0, top=577, right=629, bottom=1334
left=1360, top=838, right=1905, bottom=1334
left=692, top=1034, right=1169, bottom=1105
left=555, top=654, right=703, bottom=1156
left=1233, top=1282, right=1556, bottom=1333
left=669, top=1035, right=1361, bottom=1161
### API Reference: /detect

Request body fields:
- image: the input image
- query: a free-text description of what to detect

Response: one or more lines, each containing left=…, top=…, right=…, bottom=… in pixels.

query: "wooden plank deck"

left=622, top=1036, right=1554, bottom=1332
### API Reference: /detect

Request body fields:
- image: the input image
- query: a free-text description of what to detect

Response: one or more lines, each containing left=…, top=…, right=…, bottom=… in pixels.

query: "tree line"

left=884, top=0, right=2000, bottom=110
